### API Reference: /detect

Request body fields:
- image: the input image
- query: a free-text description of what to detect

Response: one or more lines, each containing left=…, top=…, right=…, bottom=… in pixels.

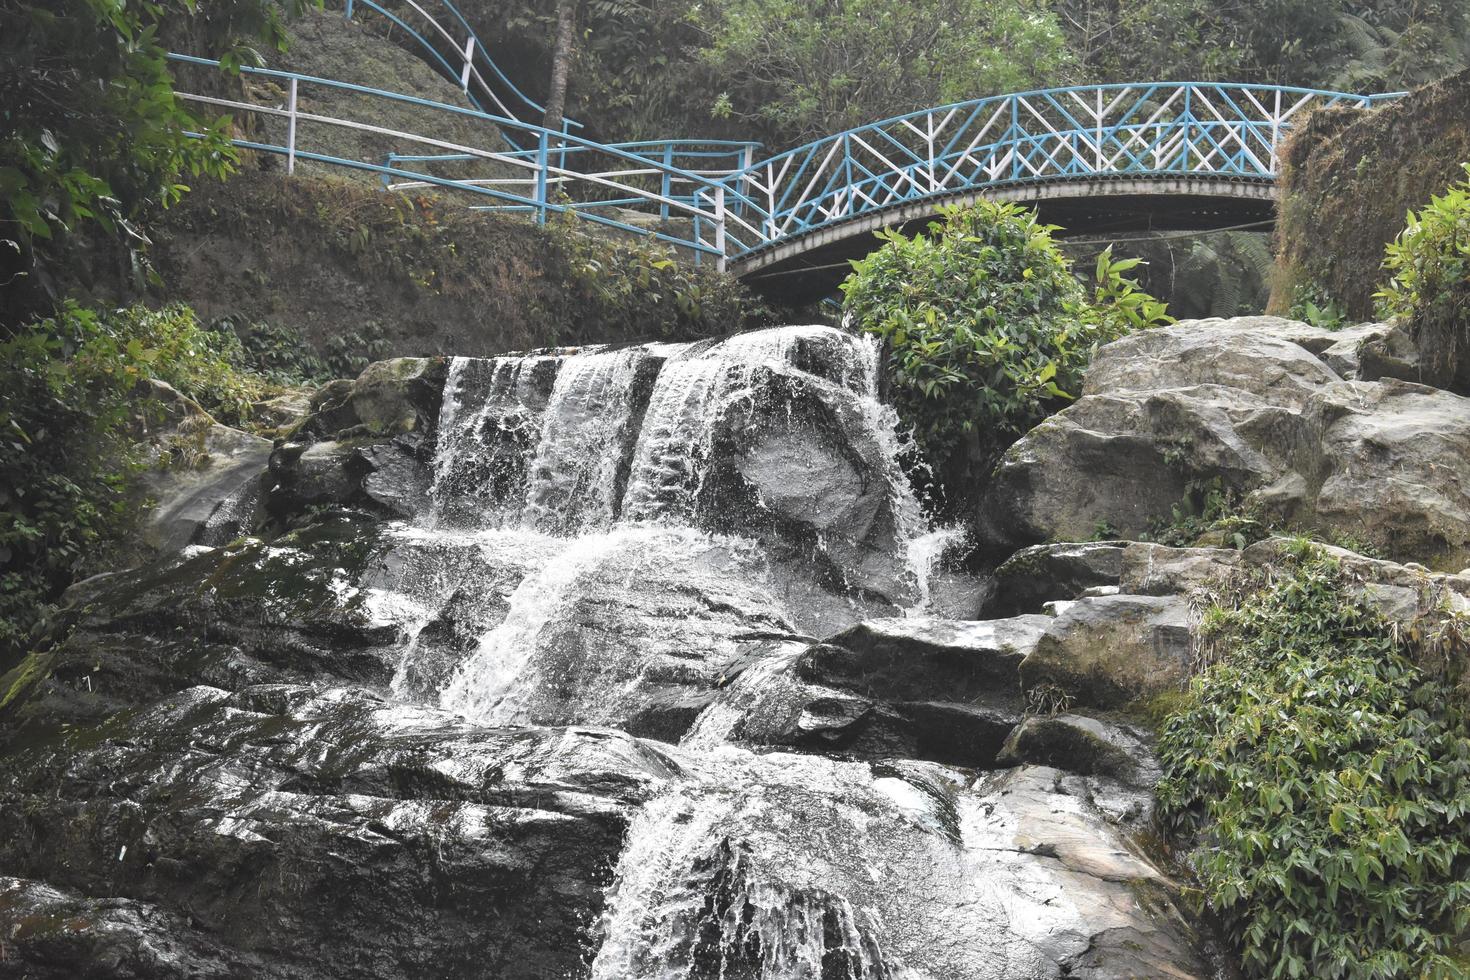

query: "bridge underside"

left=733, top=175, right=1276, bottom=305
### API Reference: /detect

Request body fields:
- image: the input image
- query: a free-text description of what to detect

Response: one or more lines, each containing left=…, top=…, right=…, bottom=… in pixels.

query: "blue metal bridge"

left=168, top=1, right=1402, bottom=294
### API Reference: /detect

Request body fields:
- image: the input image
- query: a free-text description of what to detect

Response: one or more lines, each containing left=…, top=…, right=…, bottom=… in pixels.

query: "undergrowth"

left=1376, top=162, right=1470, bottom=389
left=1157, top=544, right=1470, bottom=978
left=0, top=302, right=277, bottom=665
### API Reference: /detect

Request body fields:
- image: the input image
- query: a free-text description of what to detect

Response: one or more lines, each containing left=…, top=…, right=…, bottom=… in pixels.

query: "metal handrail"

left=724, top=82, right=1406, bottom=245
left=341, top=0, right=581, bottom=139
left=170, top=54, right=1405, bottom=270
left=168, top=53, right=771, bottom=268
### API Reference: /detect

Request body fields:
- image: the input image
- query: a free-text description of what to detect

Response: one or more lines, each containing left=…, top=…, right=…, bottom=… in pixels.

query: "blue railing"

left=730, top=83, right=1405, bottom=248
left=168, top=54, right=771, bottom=267
left=169, top=52, right=1404, bottom=271
left=340, top=0, right=581, bottom=146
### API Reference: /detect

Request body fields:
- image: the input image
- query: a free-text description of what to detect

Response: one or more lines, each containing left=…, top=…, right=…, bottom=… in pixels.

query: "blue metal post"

left=660, top=143, right=672, bottom=221
left=345, top=0, right=354, bottom=18
left=535, top=131, right=549, bottom=224
left=1182, top=86, right=1191, bottom=173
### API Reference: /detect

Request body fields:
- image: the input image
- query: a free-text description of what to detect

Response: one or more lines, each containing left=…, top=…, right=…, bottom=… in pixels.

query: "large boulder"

left=981, top=318, right=1470, bottom=569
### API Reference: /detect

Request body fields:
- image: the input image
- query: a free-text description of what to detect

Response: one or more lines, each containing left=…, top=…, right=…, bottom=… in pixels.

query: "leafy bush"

left=1287, top=280, right=1349, bottom=331
left=1376, top=163, right=1470, bottom=388
left=840, top=201, right=1170, bottom=495
left=1157, top=547, right=1470, bottom=979
left=0, top=303, right=272, bottom=662
left=207, top=314, right=331, bottom=385
left=549, top=209, right=778, bottom=341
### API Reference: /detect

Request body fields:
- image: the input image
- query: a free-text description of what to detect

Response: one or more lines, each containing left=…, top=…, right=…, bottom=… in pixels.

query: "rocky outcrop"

left=0, top=684, right=677, bottom=980
left=268, top=358, right=448, bottom=523
left=981, top=317, right=1470, bottom=569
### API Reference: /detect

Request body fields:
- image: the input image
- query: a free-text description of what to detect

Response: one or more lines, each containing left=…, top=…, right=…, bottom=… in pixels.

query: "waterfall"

left=587, top=752, right=895, bottom=980
left=382, top=326, right=988, bottom=975
left=430, top=354, right=562, bottom=528
left=522, top=346, right=650, bottom=534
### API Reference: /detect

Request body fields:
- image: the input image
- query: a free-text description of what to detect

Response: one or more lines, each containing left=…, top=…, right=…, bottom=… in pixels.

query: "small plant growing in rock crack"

left=1156, top=546, right=1470, bottom=979
left=1022, top=683, right=1075, bottom=717
left=1376, top=163, right=1470, bottom=388
left=1146, top=477, right=1268, bottom=550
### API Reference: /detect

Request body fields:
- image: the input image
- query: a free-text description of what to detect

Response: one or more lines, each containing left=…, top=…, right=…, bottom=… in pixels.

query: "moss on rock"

left=1271, top=69, right=1470, bottom=318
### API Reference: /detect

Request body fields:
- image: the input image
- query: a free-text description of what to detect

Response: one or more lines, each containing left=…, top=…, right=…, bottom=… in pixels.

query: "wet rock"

left=438, top=527, right=797, bottom=740
left=269, top=434, right=432, bottom=520
left=141, top=422, right=271, bottom=553
left=996, top=714, right=1157, bottom=787
left=986, top=542, right=1128, bottom=616
left=0, top=685, right=679, bottom=980
left=0, top=520, right=400, bottom=736
left=696, top=364, right=921, bottom=607
left=0, top=877, right=244, bottom=979
left=802, top=616, right=1049, bottom=707
left=589, top=752, right=1209, bottom=979
left=1022, top=594, right=1195, bottom=710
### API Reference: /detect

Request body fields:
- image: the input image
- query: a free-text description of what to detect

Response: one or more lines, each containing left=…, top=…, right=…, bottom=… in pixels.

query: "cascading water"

left=363, top=325, right=1001, bottom=976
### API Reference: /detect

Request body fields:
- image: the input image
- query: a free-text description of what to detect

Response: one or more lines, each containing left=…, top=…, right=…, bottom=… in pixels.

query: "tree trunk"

left=542, top=0, right=577, bottom=134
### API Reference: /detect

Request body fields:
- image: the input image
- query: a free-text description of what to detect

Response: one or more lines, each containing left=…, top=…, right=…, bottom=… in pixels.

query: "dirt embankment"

left=66, top=171, right=767, bottom=360
left=1271, top=70, right=1470, bottom=317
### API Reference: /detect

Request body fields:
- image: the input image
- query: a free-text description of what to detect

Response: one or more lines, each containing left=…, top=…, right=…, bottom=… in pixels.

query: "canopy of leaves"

left=1157, top=546, right=1470, bottom=979
left=840, top=201, right=1169, bottom=503
left=0, top=0, right=312, bottom=323
left=1055, top=0, right=1470, bottom=91
left=696, top=0, right=1071, bottom=145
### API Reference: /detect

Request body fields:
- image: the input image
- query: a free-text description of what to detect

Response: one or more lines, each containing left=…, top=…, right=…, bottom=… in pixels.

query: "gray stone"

left=981, top=318, right=1470, bottom=569
left=997, top=713, right=1158, bottom=787
left=986, top=541, right=1128, bottom=616
left=1023, top=594, right=1195, bottom=710
left=141, top=422, right=271, bottom=553
left=808, top=615, right=1052, bottom=706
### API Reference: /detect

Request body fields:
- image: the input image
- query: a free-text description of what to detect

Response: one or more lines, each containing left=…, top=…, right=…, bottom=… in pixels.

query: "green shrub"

left=208, top=314, right=331, bottom=386
left=1376, top=163, right=1470, bottom=387
left=840, top=201, right=1170, bottom=496
left=1157, top=548, right=1470, bottom=979
left=0, top=302, right=273, bottom=662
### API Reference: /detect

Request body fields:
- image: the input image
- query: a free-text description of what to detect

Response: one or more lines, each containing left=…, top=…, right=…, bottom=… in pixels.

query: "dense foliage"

left=694, top=0, right=1069, bottom=145
left=1055, top=0, right=1470, bottom=92
left=0, top=303, right=272, bottom=663
left=476, top=0, right=1470, bottom=152
left=840, top=201, right=1170, bottom=497
left=1376, top=163, right=1470, bottom=387
left=1157, top=546, right=1470, bottom=979
left=0, top=0, right=313, bottom=323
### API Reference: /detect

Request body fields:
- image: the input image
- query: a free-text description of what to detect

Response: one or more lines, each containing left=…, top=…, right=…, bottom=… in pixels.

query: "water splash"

left=588, top=750, right=898, bottom=980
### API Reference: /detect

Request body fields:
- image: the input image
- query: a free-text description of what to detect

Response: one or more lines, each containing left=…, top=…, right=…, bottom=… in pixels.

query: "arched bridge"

left=722, top=83, right=1398, bottom=295
left=169, top=9, right=1401, bottom=297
